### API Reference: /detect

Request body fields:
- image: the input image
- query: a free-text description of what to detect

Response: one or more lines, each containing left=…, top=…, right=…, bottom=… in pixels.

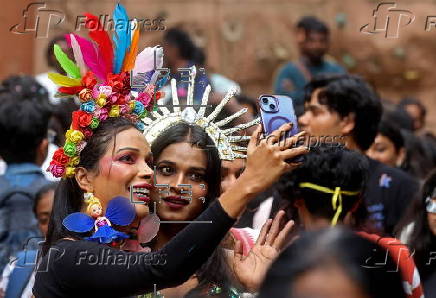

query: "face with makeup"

left=76, top=128, right=154, bottom=217
left=153, top=142, right=208, bottom=222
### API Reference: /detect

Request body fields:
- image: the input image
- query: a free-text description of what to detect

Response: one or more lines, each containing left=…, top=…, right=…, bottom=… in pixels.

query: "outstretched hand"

left=242, top=123, right=308, bottom=195
left=232, top=210, right=294, bottom=292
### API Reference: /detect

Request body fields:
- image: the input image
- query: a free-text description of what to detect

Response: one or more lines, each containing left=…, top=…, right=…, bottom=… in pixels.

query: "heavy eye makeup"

left=114, top=147, right=140, bottom=164
left=113, top=148, right=153, bottom=166
left=156, top=161, right=206, bottom=182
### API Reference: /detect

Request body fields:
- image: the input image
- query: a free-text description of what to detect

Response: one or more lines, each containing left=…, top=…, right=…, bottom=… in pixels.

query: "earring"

left=83, top=192, right=93, bottom=201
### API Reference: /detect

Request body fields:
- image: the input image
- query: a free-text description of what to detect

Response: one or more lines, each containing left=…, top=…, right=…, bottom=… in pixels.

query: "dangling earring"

left=83, top=192, right=93, bottom=202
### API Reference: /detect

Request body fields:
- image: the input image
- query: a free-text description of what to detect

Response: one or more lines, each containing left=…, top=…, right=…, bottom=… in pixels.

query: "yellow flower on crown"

left=66, top=129, right=84, bottom=144
left=68, top=156, right=80, bottom=167
left=65, top=167, right=76, bottom=178
left=109, top=105, right=120, bottom=117
left=96, top=95, right=107, bottom=107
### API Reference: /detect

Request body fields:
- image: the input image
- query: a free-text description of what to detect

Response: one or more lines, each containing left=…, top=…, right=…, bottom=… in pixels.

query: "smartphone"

left=258, top=94, right=303, bottom=161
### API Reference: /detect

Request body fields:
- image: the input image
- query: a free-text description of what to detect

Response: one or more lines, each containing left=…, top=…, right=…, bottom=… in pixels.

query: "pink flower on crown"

left=99, top=85, right=112, bottom=97
left=137, top=92, right=152, bottom=108
left=82, top=128, right=93, bottom=138
left=96, top=107, right=108, bottom=121
left=47, top=162, right=65, bottom=178
left=120, top=104, right=130, bottom=114
left=92, top=85, right=100, bottom=98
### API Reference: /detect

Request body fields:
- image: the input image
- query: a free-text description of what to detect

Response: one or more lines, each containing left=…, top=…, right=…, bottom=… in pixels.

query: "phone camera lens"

left=262, top=97, right=269, bottom=104
left=269, top=104, right=276, bottom=110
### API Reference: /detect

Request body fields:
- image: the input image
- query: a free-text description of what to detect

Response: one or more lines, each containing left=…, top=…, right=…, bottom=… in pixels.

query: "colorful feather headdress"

left=47, top=4, right=165, bottom=178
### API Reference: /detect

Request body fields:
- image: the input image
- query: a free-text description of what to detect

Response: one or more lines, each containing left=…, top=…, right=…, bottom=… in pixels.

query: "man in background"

left=298, top=74, right=418, bottom=235
left=273, top=16, right=345, bottom=114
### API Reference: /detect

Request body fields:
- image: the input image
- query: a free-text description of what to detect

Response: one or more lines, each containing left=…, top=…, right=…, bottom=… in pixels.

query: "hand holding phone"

left=258, top=94, right=304, bottom=162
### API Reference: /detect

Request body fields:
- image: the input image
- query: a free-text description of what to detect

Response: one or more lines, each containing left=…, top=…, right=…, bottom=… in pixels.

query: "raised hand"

left=241, top=123, right=308, bottom=195
left=232, top=210, right=294, bottom=292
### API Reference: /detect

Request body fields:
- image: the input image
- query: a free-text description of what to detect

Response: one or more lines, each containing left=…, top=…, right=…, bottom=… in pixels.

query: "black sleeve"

left=33, top=200, right=235, bottom=298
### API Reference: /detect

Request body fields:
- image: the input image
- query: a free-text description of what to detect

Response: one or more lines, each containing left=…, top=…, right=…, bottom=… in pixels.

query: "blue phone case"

left=258, top=94, right=299, bottom=138
left=258, top=95, right=303, bottom=162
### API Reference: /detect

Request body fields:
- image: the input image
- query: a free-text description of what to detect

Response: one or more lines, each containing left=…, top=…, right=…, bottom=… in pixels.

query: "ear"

left=36, top=138, right=49, bottom=166
left=396, top=148, right=406, bottom=167
left=75, top=167, right=95, bottom=193
left=339, top=113, right=355, bottom=136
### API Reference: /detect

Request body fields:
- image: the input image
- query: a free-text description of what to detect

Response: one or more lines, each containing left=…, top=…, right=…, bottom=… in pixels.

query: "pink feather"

left=132, top=46, right=163, bottom=77
left=66, top=34, right=106, bottom=82
left=69, top=34, right=87, bottom=77
left=85, top=14, right=113, bottom=76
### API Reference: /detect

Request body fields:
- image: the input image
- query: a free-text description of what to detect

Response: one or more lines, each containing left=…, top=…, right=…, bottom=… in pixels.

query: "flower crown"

left=47, top=4, right=165, bottom=178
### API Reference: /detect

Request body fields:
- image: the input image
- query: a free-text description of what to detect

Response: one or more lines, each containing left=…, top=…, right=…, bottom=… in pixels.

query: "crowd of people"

left=0, top=8, right=435, bottom=298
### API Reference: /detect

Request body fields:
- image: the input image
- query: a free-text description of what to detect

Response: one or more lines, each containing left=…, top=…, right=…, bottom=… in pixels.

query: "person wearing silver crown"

left=140, top=68, right=303, bottom=297
left=33, top=4, right=309, bottom=297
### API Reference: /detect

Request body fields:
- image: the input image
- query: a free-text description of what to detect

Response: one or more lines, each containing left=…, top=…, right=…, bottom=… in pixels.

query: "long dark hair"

left=43, top=117, right=138, bottom=255
left=395, top=169, right=436, bottom=281
left=151, top=121, right=221, bottom=204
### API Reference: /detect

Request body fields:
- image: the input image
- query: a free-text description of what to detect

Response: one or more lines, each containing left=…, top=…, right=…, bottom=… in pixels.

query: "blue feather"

left=63, top=213, right=95, bottom=233
left=106, top=196, right=135, bottom=226
left=112, top=3, right=131, bottom=74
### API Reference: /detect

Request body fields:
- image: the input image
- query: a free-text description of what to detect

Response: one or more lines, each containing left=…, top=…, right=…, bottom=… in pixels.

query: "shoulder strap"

left=5, top=250, right=37, bottom=298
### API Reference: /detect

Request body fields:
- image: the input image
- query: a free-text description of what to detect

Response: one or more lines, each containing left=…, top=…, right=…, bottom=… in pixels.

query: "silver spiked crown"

left=142, top=66, right=260, bottom=160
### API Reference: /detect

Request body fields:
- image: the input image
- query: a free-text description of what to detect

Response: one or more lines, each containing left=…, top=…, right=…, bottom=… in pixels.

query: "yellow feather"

left=121, top=27, right=140, bottom=72
left=48, top=73, right=81, bottom=87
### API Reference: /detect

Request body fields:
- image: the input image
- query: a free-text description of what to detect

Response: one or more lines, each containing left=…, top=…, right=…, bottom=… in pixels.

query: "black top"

left=364, top=158, right=418, bottom=235
left=33, top=200, right=235, bottom=298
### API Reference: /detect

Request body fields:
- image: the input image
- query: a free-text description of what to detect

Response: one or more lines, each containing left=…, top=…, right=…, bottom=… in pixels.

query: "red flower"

left=81, top=71, right=97, bottom=89
left=52, top=148, right=69, bottom=165
left=107, top=72, right=130, bottom=95
left=82, top=128, right=93, bottom=138
left=72, top=111, right=93, bottom=130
